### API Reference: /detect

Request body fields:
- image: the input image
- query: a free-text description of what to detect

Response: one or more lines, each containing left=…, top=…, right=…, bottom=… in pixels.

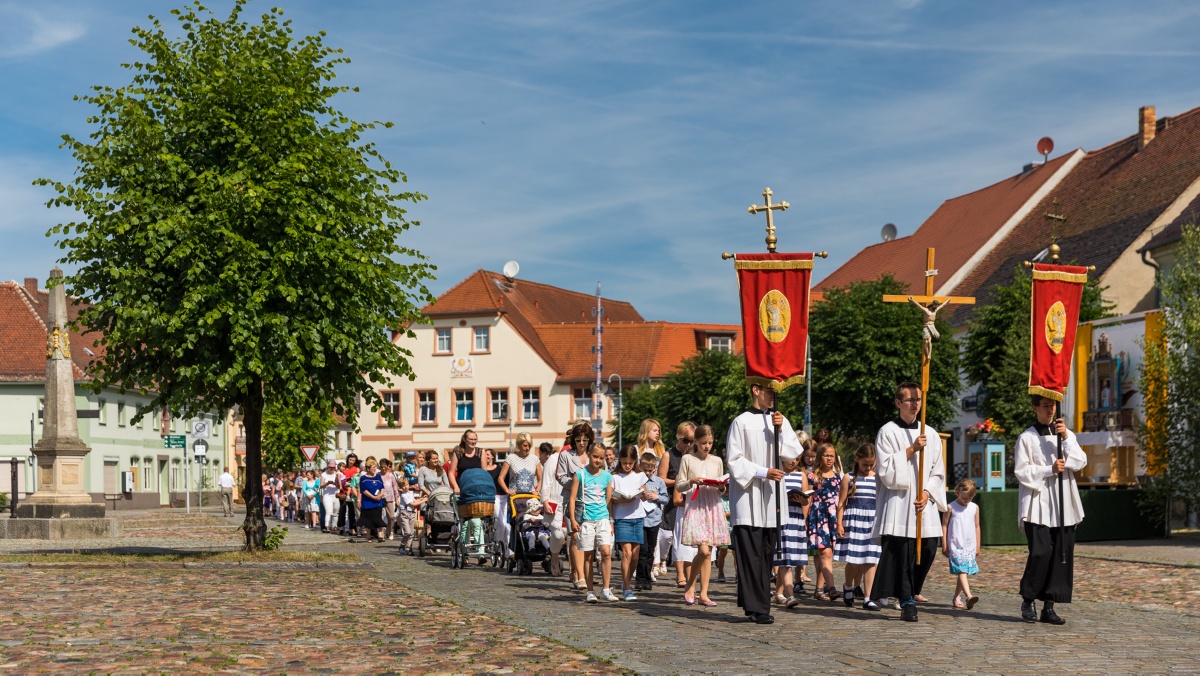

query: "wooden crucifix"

left=881, top=247, right=975, bottom=562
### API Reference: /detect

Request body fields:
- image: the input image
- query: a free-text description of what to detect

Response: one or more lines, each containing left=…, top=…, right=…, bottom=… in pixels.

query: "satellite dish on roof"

left=502, top=260, right=520, bottom=280
left=1037, top=136, right=1054, bottom=163
left=881, top=223, right=897, bottom=242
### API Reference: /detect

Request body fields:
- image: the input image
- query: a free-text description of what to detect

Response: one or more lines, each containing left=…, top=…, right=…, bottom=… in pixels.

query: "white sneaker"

left=600, top=588, right=619, bottom=602
left=623, top=589, right=637, bottom=601
left=585, top=591, right=598, bottom=603
left=785, top=596, right=800, bottom=609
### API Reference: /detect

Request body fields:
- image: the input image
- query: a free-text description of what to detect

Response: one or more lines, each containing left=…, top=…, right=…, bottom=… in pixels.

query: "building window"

left=573, top=387, right=594, bottom=421
left=708, top=335, right=733, bottom=353
left=142, top=457, right=153, bottom=491
left=380, top=391, right=401, bottom=426
left=473, top=326, right=490, bottom=353
left=98, top=399, right=107, bottom=426
left=489, top=389, right=509, bottom=422
left=170, top=460, right=181, bottom=491
left=130, top=456, right=140, bottom=490
left=521, top=388, right=540, bottom=422
left=417, top=390, right=437, bottom=424
left=117, top=402, right=127, bottom=427
left=454, top=390, right=474, bottom=424
left=435, top=328, right=452, bottom=354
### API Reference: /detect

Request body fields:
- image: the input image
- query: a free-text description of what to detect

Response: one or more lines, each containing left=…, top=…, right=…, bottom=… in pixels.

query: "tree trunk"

left=240, top=383, right=267, bottom=551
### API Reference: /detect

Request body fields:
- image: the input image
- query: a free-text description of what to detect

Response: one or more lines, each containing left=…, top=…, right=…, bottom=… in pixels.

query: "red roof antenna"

left=1037, top=136, right=1054, bottom=164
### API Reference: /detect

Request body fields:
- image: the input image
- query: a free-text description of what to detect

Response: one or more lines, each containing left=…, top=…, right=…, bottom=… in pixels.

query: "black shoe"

left=1021, top=600, right=1038, bottom=623
left=901, top=604, right=918, bottom=622
left=749, top=612, right=775, bottom=624
left=863, top=599, right=882, bottom=611
left=1040, top=607, right=1066, bottom=625
left=843, top=587, right=855, bottom=607
left=853, top=585, right=864, bottom=600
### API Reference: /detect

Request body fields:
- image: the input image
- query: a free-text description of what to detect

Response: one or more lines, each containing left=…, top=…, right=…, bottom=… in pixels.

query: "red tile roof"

left=1141, top=192, right=1200, bottom=253
left=422, top=270, right=740, bottom=382
left=0, top=279, right=101, bottom=382
left=816, top=151, right=1077, bottom=295
left=951, top=104, right=1200, bottom=324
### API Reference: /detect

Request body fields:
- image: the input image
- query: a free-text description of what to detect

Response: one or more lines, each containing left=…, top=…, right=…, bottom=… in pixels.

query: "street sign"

left=300, top=445, right=319, bottom=462
left=191, top=420, right=210, bottom=438
left=163, top=434, right=186, bottom=449
left=193, top=438, right=209, bottom=458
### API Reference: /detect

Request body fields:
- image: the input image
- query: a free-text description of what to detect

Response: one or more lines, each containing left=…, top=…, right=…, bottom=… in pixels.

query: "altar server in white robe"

left=1014, top=394, right=1086, bottom=626
left=727, top=383, right=803, bottom=624
left=871, top=381, right=946, bottom=623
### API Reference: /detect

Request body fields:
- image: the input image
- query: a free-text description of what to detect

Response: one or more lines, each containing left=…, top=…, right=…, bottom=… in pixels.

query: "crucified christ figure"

left=909, top=296, right=945, bottom=360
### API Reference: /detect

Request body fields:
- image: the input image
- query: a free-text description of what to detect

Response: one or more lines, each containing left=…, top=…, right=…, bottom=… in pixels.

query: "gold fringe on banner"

left=1027, top=385, right=1065, bottom=402
left=735, top=259, right=814, bottom=271
left=1032, top=269, right=1088, bottom=284
left=747, top=374, right=806, bottom=391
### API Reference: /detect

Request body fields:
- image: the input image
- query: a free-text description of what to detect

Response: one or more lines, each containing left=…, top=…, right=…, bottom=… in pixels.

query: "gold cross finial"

left=1044, top=198, right=1066, bottom=262
left=748, top=187, right=789, bottom=253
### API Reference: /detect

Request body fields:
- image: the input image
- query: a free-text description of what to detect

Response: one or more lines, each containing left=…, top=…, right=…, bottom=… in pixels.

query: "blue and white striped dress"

left=834, top=474, right=882, bottom=565
left=773, top=472, right=808, bottom=568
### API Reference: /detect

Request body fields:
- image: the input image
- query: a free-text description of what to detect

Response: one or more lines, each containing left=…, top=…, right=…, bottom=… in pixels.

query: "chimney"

left=1139, top=106, right=1156, bottom=148
left=23, top=277, right=37, bottom=296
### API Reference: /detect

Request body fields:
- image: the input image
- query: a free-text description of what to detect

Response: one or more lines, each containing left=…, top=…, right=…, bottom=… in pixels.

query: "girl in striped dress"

left=835, top=443, right=882, bottom=610
left=773, top=454, right=810, bottom=608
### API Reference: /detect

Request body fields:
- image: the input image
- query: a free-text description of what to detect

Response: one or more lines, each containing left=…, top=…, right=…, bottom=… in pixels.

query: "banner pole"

left=773, top=390, right=781, bottom=543
left=1057, top=400, right=1066, bottom=564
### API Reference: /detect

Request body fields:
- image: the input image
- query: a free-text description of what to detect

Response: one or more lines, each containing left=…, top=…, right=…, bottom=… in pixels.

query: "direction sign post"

left=193, top=439, right=209, bottom=513
left=163, top=435, right=186, bottom=449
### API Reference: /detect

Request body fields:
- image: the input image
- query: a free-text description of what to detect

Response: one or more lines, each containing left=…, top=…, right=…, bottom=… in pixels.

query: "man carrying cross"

left=872, top=247, right=973, bottom=622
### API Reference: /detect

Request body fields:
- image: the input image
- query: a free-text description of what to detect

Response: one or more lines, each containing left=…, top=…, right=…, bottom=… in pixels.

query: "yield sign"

left=300, top=445, right=320, bottom=462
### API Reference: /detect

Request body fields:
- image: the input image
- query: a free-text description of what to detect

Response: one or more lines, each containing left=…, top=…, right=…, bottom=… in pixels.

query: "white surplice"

left=727, top=409, right=802, bottom=528
left=872, top=419, right=947, bottom=540
left=1014, top=426, right=1086, bottom=528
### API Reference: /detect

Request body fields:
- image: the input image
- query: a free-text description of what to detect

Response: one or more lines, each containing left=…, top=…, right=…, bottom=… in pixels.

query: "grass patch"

left=0, top=550, right=360, bottom=563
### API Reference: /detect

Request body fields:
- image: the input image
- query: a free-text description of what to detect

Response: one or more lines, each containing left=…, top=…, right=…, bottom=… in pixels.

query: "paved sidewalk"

left=358, top=544, right=1200, bottom=674
left=1075, top=532, right=1200, bottom=566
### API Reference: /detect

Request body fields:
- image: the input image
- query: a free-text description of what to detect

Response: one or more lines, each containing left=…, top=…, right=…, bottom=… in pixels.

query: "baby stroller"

left=418, top=485, right=456, bottom=558
left=506, top=493, right=551, bottom=575
left=452, top=467, right=496, bottom=570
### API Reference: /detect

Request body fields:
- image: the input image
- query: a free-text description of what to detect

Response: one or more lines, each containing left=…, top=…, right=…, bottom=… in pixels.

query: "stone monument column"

left=13, top=267, right=108, bottom=524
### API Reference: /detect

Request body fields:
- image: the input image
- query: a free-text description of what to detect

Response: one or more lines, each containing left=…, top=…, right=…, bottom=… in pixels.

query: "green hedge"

left=958, top=489, right=1163, bottom=546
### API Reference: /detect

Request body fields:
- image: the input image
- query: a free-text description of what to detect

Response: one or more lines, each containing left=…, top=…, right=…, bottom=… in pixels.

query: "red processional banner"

left=1028, top=263, right=1089, bottom=402
left=734, top=253, right=814, bottom=391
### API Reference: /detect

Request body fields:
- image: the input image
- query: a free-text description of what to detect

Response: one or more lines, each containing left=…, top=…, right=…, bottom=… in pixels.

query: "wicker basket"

left=457, top=501, right=492, bottom=519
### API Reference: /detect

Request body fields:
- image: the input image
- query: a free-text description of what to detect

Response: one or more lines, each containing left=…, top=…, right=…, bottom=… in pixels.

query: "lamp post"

left=607, top=373, right=623, bottom=447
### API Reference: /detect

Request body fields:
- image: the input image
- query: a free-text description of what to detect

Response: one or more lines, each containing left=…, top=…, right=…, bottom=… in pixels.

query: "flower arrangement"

left=966, top=418, right=1004, bottom=441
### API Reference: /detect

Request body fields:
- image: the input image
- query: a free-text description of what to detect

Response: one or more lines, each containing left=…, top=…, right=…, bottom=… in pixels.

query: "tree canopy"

left=781, top=275, right=961, bottom=442
left=963, top=266, right=1111, bottom=440
left=261, top=403, right=336, bottom=471
left=38, top=1, right=434, bottom=548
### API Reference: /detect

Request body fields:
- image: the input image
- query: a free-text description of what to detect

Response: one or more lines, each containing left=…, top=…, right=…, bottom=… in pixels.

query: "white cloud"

left=0, top=4, right=85, bottom=58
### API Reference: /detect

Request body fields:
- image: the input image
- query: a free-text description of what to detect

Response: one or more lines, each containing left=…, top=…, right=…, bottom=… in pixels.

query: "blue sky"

left=3, top=1, right=1200, bottom=323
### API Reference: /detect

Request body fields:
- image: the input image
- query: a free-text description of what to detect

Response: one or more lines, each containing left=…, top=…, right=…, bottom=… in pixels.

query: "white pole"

left=184, top=449, right=190, bottom=514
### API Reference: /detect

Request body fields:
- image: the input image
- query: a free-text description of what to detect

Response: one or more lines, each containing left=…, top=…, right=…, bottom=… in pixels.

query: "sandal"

left=966, top=595, right=980, bottom=610
left=825, top=586, right=839, bottom=602
left=953, top=594, right=966, bottom=609
left=700, top=599, right=717, bottom=607
left=814, top=588, right=828, bottom=602
left=773, top=594, right=786, bottom=605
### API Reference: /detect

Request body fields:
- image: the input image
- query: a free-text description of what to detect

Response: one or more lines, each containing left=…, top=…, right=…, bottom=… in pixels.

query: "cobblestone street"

left=0, top=509, right=1197, bottom=673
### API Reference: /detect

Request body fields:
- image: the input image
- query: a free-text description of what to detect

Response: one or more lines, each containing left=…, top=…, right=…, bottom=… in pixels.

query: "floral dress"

left=806, top=472, right=842, bottom=550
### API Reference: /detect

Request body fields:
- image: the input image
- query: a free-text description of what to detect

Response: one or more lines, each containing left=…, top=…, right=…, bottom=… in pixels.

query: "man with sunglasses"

left=870, top=381, right=947, bottom=622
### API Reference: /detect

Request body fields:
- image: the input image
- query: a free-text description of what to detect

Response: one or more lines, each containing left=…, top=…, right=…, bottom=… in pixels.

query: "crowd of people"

left=258, top=379, right=1083, bottom=626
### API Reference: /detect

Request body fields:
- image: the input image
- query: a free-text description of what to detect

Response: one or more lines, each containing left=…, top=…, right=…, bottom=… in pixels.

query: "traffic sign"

left=193, top=438, right=209, bottom=458
left=300, top=445, right=319, bottom=462
left=191, top=420, right=210, bottom=438
left=163, top=435, right=186, bottom=449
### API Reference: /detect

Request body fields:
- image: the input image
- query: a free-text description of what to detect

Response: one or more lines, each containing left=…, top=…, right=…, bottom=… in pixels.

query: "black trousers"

left=733, top=525, right=778, bottom=616
left=636, top=525, right=660, bottom=583
left=1020, top=522, right=1075, bottom=603
left=872, top=535, right=939, bottom=602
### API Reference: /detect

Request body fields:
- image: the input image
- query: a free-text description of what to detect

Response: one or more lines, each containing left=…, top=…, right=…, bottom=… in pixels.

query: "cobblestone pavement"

left=0, top=566, right=620, bottom=674
left=357, top=543, right=1200, bottom=674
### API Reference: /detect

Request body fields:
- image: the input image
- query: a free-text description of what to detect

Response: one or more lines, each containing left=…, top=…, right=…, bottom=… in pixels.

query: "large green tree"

left=38, top=1, right=434, bottom=549
left=963, top=266, right=1111, bottom=440
left=781, top=275, right=961, bottom=442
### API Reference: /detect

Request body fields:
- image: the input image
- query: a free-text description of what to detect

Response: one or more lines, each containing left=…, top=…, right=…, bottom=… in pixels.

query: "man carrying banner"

left=1014, top=395, right=1085, bottom=624
left=727, top=249, right=815, bottom=624
left=1017, top=260, right=1090, bottom=625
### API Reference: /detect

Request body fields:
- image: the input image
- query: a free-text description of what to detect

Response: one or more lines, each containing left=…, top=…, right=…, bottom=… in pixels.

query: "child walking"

left=611, top=445, right=649, bottom=601
left=807, top=442, right=843, bottom=602
left=569, top=443, right=617, bottom=603
left=943, top=479, right=981, bottom=609
left=635, top=452, right=669, bottom=591
left=676, top=424, right=730, bottom=608
left=835, top=443, right=883, bottom=610
left=774, top=454, right=810, bottom=608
